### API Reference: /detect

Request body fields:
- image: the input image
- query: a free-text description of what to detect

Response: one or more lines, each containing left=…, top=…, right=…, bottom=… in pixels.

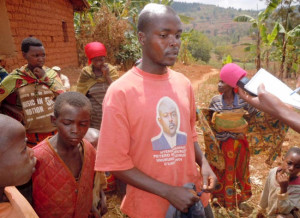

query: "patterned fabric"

left=76, top=64, right=118, bottom=95
left=87, top=82, right=109, bottom=129
left=199, top=93, right=289, bottom=209
left=209, top=94, right=256, bottom=141
left=247, top=111, right=289, bottom=165
left=211, top=137, right=252, bottom=208
left=0, top=65, right=65, bottom=102
left=212, top=109, right=248, bottom=134
left=0, top=67, right=8, bottom=82
left=202, top=93, right=255, bottom=209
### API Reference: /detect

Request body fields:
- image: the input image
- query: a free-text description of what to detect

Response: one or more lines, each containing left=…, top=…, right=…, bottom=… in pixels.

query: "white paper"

left=244, top=68, right=300, bottom=109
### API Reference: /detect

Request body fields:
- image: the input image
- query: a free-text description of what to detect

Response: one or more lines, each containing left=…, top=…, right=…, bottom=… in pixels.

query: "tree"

left=234, top=0, right=281, bottom=71
left=260, top=22, right=280, bottom=70
left=186, top=30, right=212, bottom=63
left=278, top=23, right=300, bottom=78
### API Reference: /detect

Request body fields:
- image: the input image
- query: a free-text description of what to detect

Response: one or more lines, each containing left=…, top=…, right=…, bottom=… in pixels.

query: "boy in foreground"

left=32, top=92, right=106, bottom=217
left=258, top=147, right=300, bottom=218
left=0, top=114, right=37, bottom=217
left=95, top=3, right=216, bottom=217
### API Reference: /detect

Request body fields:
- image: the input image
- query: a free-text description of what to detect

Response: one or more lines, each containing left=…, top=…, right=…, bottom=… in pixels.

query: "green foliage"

left=186, top=30, right=213, bottom=63
left=222, top=55, right=233, bottom=65
left=214, top=45, right=231, bottom=61
left=115, top=32, right=142, bottom=70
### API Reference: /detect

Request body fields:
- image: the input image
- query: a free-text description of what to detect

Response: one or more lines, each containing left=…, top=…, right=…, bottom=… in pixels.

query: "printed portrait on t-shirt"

left=151, top=96, right=187, bottom=151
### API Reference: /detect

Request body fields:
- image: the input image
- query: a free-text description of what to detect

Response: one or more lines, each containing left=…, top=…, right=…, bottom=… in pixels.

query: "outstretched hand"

left=238, top=84, right=286, bottom=117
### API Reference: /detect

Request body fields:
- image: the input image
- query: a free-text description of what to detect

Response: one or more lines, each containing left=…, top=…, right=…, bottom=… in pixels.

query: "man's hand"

left=194, top=142, right=217, bottom=192
left=165, top=186, right=199, bottom=213
left=33, top=67, right=46, bottom=79
left=201, top=164, right=217, bottom=192
left=276, top=169, right=289, bottom=194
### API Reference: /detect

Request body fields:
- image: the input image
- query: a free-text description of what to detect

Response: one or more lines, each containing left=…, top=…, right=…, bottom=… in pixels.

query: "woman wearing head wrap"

left=76, top=42, right=119, bottom=130
left=203, top=64, right=258, bottom=209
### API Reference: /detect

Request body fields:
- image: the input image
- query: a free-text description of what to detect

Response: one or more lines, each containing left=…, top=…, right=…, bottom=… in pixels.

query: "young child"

left=0, top=114, right=37, bottom=217
left=0, top=37, right=65, bottom=147
left=76, top=42, right=119, bottom=130
left=52, top=66, right=70, bottom=91
left=32, top=92, right=106, bottom=217
left=258, top=147, right=300, bottom=218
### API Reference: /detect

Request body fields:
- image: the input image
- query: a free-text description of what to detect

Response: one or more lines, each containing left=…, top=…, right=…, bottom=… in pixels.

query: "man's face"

left=158, top=103, right=178, bottom=137
left=282, top=152, right=300, bottom=178
left=141, top=12, right=182, bottom=67
left=23, top=46, right=45, bottom=69
left=52, top=103, right=90, bottom=148
left=0, top=123, right=36, bottom=187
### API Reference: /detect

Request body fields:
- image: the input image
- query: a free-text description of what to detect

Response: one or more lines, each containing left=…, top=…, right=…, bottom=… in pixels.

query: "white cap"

left=52, top=66, right=61, bottom=71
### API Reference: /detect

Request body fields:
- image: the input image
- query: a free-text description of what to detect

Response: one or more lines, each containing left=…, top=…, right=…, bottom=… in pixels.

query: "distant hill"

left=171, top=2, right=260, bottom=43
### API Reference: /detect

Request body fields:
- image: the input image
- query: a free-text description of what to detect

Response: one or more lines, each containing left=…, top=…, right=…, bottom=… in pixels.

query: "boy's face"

left=282, top=152, right=300, bottom=178
left=140, top=12, right=182, bottom=67
left=0, top=122, right=36, bottom=187
left=52, top=103, right=90, bottom=147
left=23, top=46, right=45, bottom=69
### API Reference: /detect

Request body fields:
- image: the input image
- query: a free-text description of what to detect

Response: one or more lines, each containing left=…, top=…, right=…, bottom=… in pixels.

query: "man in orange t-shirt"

left=95, top=3, right=217, bottom=218
left=0, top=114, right=37, bottom=217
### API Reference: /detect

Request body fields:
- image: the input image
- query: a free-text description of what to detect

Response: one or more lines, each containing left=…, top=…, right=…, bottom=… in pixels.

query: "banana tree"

left=278, top=24, right=300, bottom=78
left=261, top=22, right=280, bottom=70
left=234, top=0, right=281, bottom=71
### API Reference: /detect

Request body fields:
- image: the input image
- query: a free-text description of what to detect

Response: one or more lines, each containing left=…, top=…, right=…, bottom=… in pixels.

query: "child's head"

left=282, top=147, right=300, bottom=178
left=21, top=37, right=45, bottom=69
left=0, top=115, right=36, bottom=188
left=52, top=92, right=92, bottom=147
left=137, top=3, right=182, bottom=67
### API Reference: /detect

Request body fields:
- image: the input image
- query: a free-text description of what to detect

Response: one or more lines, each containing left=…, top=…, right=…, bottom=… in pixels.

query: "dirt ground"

left=62, top=62, right=299, bottom=217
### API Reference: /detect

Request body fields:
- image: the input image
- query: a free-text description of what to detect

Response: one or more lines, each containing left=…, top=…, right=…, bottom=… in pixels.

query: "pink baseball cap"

left=220, top=63, right=247, bottom=88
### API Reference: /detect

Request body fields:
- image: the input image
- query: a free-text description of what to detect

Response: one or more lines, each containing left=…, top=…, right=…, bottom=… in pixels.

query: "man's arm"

left=238, top=84, right=300, bottom=133
left=194, top=142, right=217, bottom=192
left=113, top=167, right=199, bottom=213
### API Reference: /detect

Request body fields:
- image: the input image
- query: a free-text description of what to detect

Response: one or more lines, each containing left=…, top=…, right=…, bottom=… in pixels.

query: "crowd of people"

left=0, top=3, right=299, bottom=218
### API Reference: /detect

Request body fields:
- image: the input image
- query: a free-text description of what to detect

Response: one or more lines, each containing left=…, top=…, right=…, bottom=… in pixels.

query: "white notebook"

left=244, top=68, right=300, bottom=109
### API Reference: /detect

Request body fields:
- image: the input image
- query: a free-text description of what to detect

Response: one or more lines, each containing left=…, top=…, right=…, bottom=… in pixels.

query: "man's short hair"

left=137, top=3, right=177, bottom=33
left=285, top=146, right=300, bottom=158
left=54, top=92, right=92, bottom=117
left=21, top=37, right=43, bottom=53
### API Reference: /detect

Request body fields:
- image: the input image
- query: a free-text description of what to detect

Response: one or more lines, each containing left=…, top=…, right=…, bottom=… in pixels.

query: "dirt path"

left=191, top=68, right=219, bottom=90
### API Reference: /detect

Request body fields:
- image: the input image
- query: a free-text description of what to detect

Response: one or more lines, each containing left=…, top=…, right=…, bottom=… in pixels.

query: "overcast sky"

left=175, top=0, right=267, bottom=10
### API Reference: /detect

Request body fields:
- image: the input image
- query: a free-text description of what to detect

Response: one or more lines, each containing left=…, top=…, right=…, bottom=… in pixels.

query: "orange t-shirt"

left=0, top=186, right=38, bottom=218
left=95, top=67, right=209, bottom=218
